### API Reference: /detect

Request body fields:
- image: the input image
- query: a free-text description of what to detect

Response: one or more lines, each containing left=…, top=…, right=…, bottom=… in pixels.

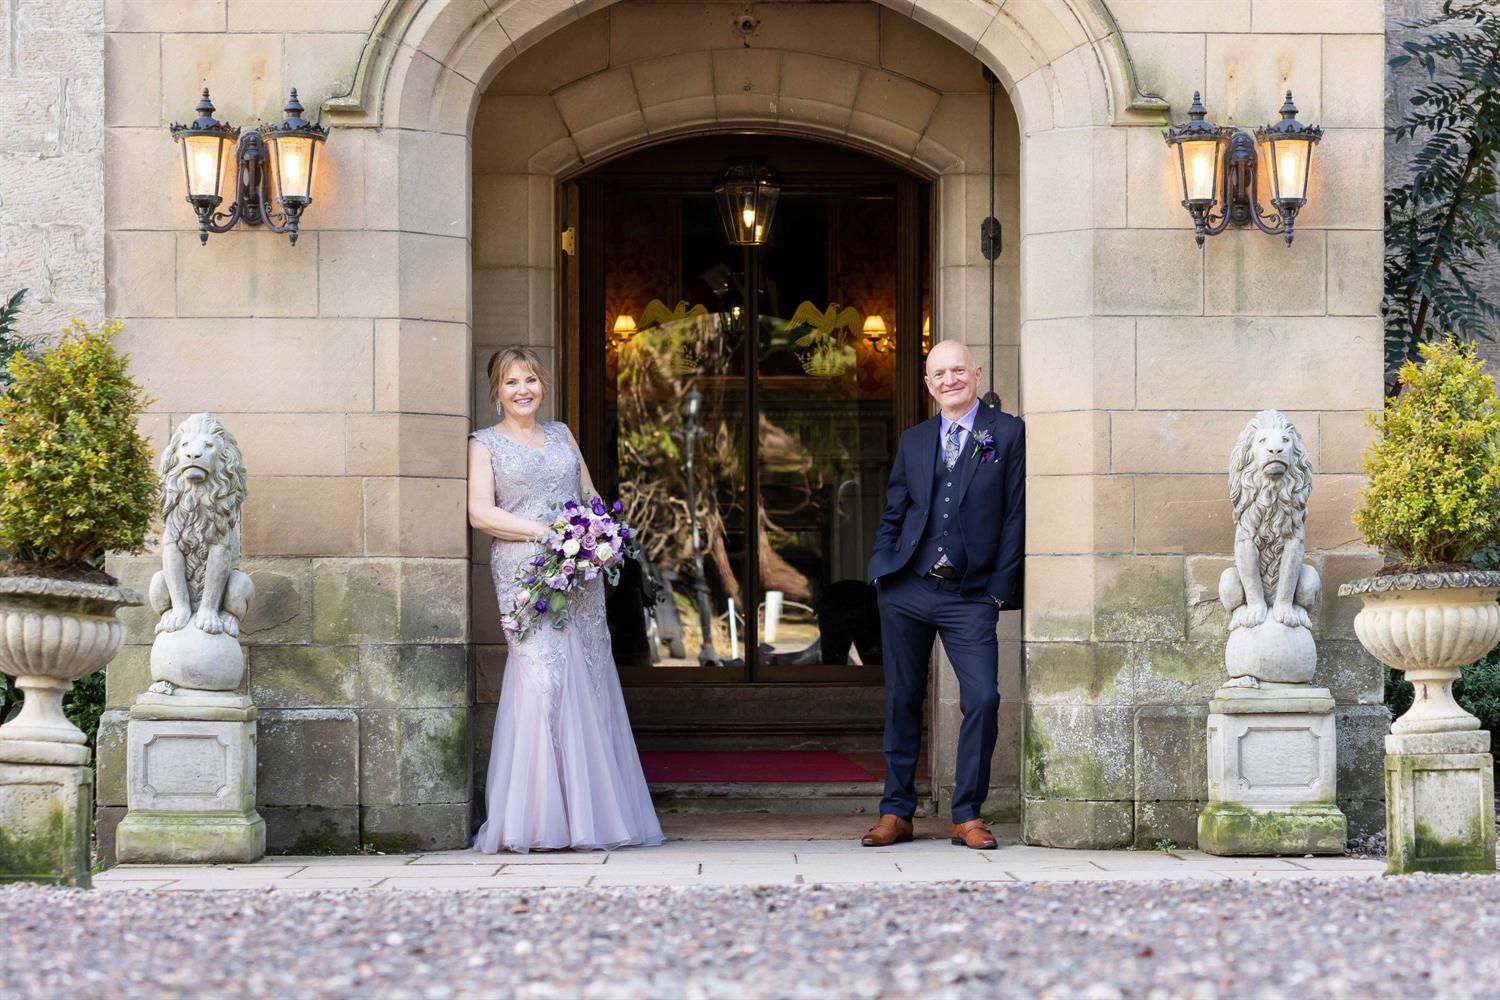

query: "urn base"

left=1384, top=730, right=1495, bottom=875
left=0, top=743, right=92, bottom=887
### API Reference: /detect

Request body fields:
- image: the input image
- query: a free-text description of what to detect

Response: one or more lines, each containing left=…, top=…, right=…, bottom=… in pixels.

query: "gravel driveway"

left=3, top=877, right=1498, bottom=998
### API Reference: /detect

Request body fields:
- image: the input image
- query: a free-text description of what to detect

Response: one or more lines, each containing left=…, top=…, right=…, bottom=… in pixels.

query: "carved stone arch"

left=324, top=0, right=1166, bottom=136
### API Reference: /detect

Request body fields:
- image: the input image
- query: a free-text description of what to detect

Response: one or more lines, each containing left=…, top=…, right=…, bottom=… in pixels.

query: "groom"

left=862, top=339, right=1025, bottom=850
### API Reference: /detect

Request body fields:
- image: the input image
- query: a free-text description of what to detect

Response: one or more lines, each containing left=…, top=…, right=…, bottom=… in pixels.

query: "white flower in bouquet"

left=562, top=537, right=581, bottom=557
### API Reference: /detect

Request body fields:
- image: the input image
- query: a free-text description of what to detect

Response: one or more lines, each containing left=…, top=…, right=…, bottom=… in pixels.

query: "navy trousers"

left=876, top=568, right=1000, bottom=824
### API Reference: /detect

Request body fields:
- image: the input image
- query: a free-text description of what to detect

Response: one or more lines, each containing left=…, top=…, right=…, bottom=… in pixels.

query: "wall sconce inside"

left=1163, top=90, right=1322, bottom=247
left=171, top=88, right=329, bottom=246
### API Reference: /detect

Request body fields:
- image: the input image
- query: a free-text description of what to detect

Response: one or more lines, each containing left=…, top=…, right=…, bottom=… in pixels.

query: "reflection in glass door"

left=580, top=136, right=930, bottom=682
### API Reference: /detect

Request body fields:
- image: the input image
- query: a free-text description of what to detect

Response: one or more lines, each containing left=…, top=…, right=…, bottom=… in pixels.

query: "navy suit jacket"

left=867, top=403, right=1025, bottom=608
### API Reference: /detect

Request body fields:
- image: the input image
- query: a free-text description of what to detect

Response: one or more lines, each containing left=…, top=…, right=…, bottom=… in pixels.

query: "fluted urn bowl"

left=1339, top=570, right=1500, bottom=735
left=0, top=576, right=143, bottom=747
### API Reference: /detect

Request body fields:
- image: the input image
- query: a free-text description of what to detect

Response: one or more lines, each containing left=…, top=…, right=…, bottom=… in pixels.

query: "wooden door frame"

left=563, top=134, right=934, bottom=684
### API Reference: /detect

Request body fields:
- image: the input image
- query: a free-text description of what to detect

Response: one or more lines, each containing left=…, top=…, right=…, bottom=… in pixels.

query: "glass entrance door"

left=577, top=136, right=930, bottom=682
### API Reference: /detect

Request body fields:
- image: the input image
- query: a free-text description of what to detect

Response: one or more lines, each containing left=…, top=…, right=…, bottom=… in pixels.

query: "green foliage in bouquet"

left=0, top=318, right=157, bottom=572
left=1353, top=337, right=1500, bottom=570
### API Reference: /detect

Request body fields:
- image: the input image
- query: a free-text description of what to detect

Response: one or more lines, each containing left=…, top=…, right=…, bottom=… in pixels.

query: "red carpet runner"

left=640, top=750, right=881, bottom=784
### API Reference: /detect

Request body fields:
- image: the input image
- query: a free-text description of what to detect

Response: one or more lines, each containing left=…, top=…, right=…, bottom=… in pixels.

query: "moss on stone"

left=0, top=803, right=88, bottom=887
left=1028, top=643, right=1126, bottom=702
left=1197, top=802, right=1346, bottom=856
left=291, top=820, right=360, bottom=856
left=364, top=831, right=423, bottom=853
left=434, top=713, right=470, bottom=787
left=1096, top=563, right=1185, bottom=641
left=1389, top=818, right=1497, bottom=875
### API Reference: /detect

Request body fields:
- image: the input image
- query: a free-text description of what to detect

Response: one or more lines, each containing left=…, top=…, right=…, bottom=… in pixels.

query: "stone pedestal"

left=1198, top=685, right=1347, bottom=855
left=1384, top=729, right=1496, bottom=875
left=115, top=691, right=264, bottom=863
left=0, top=740, right=93, bottom=886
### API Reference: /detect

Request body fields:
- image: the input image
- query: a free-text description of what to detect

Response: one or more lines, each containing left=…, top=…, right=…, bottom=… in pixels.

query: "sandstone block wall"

left=0, top=0, right=1392, bottom=854
left=0, top=0, right=105, bottom=339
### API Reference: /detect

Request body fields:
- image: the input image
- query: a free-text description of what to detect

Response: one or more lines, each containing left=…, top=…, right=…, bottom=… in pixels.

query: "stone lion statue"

left=1217, top=409, right=1320, bottom=687
left=146, top=414, right=254, bottom=695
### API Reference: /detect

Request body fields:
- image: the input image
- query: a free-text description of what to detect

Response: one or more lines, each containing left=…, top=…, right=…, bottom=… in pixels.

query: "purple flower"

left=500, top=615, right=519, bottom=634
left=590, top=495, right=608, bottom=516
left=612, top=500, right=623, bottom=513
left=969, top=429, right=997, bottom=465
left=524, top=574, right=538, bottom=585
left=532, top=555, right=545, bottom=567
left=583, top=564, right=600, bottom=582
left=533, top=598, right=548, bottom=614
left=579, top=533, right=597, bottom=551
left=560, top=559, right=577, bottom=577
left=564, top=500, right=578, bottom=511
left=619, top=527, right=631, bottom=538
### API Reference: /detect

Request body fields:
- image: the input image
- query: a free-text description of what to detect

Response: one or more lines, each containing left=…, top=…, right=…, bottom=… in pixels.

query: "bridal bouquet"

left=502, top=495, right=636, bottom=640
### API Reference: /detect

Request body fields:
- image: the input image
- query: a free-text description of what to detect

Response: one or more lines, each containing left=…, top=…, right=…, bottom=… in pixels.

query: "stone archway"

left=333, top=0, right=1176, bottom=847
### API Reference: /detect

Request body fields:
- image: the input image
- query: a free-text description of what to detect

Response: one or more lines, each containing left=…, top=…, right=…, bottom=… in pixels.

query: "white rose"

left=562, top=538, right=581, bottom=557
left=594, top=543, right=614, bottom=563
left=513, top=590, right=529, bottom=608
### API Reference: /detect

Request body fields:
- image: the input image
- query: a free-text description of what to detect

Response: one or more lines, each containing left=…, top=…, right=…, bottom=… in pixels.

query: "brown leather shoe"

left=949, top=819, right=998, bottom=850
left=861, top=814, right=914, bottom=847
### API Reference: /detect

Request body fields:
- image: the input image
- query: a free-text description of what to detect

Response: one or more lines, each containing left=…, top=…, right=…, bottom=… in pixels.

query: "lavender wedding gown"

left=471, top=422, right=663, bottom=853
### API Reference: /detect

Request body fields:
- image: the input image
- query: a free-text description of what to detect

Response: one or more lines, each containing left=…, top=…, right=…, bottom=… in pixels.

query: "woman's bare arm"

left=468, top=438, right=552, bottom=541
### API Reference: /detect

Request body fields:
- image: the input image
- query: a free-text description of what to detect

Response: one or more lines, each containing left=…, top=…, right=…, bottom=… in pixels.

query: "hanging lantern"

left=170, top=89, right=239, bottom=227
left=714, top=158, right=781, bottom=246
left=1255, top=91, right=1322, bottom=238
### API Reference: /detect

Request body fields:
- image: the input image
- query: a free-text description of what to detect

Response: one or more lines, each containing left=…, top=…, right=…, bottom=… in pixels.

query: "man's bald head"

left=924, top=339, right=975, bottom=375
left=923, top=339, right=982, bottom=418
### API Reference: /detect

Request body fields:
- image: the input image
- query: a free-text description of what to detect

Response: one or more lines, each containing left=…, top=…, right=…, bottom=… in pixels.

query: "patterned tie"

left=943, top=422, right=963, bottom=470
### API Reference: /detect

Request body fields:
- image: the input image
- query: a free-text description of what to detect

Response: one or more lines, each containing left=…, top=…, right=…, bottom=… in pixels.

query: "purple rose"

left=560, top=559, right=577, bottom=577
left=579, top=533, right=597, bottom=551
left=534, top=598, right=548, bottom=614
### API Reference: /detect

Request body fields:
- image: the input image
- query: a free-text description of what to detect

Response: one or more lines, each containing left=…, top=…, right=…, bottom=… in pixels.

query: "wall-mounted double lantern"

left=171, top=88, right=329, bottom=246
left=1163, top=90, right=1321, bottom=247
left=714, top=158, right=781, bottom=246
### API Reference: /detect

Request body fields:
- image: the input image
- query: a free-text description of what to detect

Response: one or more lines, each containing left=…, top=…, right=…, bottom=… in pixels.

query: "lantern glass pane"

left=271, top=135, right=315, bottom=202
left=1181, top=137, right=1219, bottom=203
left=182, top=134, right=224, bottom=200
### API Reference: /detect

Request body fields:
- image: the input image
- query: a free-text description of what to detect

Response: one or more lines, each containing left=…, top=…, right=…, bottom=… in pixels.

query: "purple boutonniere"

left=969, top=429, right=997, bottom=464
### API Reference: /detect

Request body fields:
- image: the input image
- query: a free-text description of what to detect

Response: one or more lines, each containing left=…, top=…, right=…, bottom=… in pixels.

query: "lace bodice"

left=471, top=422, right=581, bottom=521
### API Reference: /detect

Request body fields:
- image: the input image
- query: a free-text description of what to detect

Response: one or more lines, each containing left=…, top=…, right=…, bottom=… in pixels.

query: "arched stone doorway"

left=323, top=0, right=1213, bottom=848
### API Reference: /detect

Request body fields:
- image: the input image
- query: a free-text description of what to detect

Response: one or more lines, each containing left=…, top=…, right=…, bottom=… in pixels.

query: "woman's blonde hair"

left=486, top=345, right=551, bottom=407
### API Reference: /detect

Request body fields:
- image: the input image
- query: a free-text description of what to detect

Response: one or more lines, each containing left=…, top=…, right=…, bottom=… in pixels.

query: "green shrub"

left=1352, top=337, right=1500, bottom=569
left=0, top=318, right=157, bottom=572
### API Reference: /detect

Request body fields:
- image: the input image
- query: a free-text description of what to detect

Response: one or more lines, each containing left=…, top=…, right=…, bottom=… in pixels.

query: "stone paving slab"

left=94, top=836, right=1387, bottom=890
left=89, top=817, right=1389, bottom=889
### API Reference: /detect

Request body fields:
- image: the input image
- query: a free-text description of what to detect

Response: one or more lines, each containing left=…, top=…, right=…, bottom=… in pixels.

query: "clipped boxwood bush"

left=0, top=318, right=157, bottom=579
left=1353, top=337, right=1500, bottom=571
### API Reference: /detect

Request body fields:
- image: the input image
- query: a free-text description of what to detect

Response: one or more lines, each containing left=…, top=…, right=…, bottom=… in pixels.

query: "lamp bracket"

left=1190, top=128, right=1291, bottom=247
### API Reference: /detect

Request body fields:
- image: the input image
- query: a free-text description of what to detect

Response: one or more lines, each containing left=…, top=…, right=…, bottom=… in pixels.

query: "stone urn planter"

left=1340, top=570, right=1500, bottom=874
left=0, top=576, right=143, bottom=764
left=0, top=575, right=141, bottom=887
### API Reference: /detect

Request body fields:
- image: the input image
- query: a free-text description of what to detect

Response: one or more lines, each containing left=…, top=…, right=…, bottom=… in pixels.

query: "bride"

left=467, top=345, right=662, bottom=853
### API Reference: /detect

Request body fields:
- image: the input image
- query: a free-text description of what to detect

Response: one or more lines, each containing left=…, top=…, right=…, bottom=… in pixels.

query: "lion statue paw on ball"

left=1217, top=409, right=1321, bottom=689
left=146, top=412, right=255, bottom=695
